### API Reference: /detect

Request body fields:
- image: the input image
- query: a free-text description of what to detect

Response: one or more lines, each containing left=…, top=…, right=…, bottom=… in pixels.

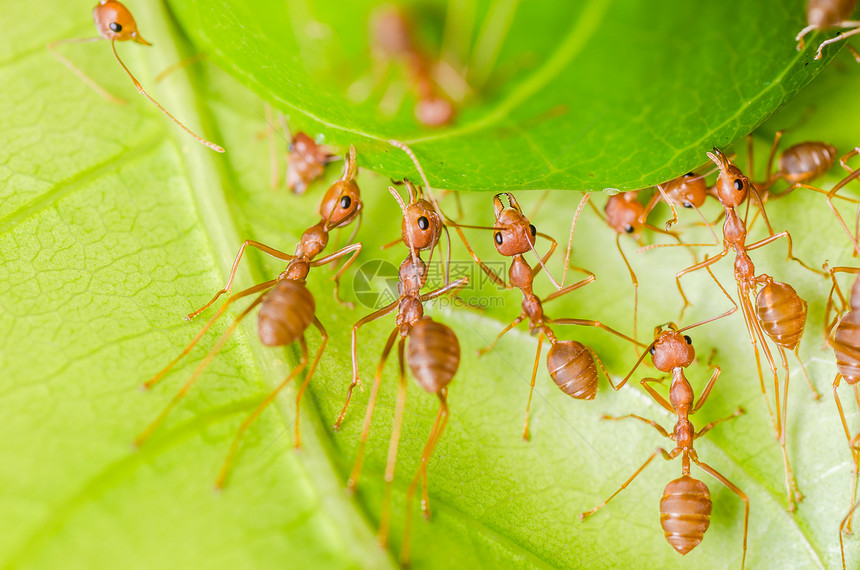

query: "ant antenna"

left=109, top=40, right=224, bottom=152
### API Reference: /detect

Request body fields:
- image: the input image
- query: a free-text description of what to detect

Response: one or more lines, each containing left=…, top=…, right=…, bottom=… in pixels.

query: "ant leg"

left=834, top=376, right=860, bottom=534
left=587, top=346, right=620, bottom=390
left=47, top=37, right=126, bottom=104
left=187, top=241, right=294, bottom=321
left=293, top=318, right=328, bottom=448
left=692, top=365, right=722, bottom=413
left=311, top=243, right=363, bottom=309
left=843, top=501, right=860, bottom=569
left=545, top=317, right=644, bottom=349
left=738, top=288, right=779, bottom=432
left=448, top=224, right=508, bottom=288
left=522, top=335, right=545, bottom=441
left=639, top=377, right=674, bottom=413
left=794, top=348, right=821, bottom=400
left=745, top=230, right=825, bottom=277
left=378, top=338, right=408, bottom=547
left=614, top=234, right=638, bottom=343
left=401, top=390, right=449, bottom=566
left=600, top=414, right=670, bottom=438
left=795, top=23, right=818, bottom=49
left=154, top=53, right=207, bottom=84
left=335, top=300, right=399, bottom=430
left=214, top=336, right=310, bottom=490
left=264, top=103, right=279, bottom=189
left=134, top=294, right=266, bottom=447
left=695, top=407, right=745, bottom=438
left=529, top=190, right=552, bottom=220
left=109, top=40, right=224, bottom=153
left=540, top=274, right=596, bottom=304
left=765, top=131, right=784, bottom=184
left=579, top=447, right=673, bottom=520
left=693, top=459, right=749, bottom=569
left=815, top=24, right=860, bottom=60
left=655, top=184, right=679, bottom=230
left=559, top=192, right=590, bottom=287
left=143, top=279, right=277, bottom=390
left=674, top=248, right=729, bottom=321
left=347, top=327, right=399, bottom=492
left=478, top=315, right=524, bottom=356
left=420, top=276, right=470, bottom=303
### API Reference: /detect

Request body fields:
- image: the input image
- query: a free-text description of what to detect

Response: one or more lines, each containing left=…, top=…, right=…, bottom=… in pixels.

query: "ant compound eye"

left=340, top=196, right=351, bottom=209
left=529, top=224, right=537, bottom=237
left=109, top=22, right=123, bottom=33
left=417, top=216, right=430, bottom=230
left=682, top=201, right=692, bottom=208
left=733, top=178, right=744, bottom=191
left=649, top=346, right=656, bottom=355
left=624, top=224, right=635, bottom=234
left=494, top=232, right=503, bottom=245
left=684, top=335, right=692, bottom=344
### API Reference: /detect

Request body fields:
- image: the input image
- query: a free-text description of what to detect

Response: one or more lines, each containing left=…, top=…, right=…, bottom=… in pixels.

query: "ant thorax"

left=295, top=222, right=329, bottom=258
left=722, top=209, right=747, bottom=247
left=398, top=254, right=427, bottom=296
left=508, top=255, right=534, bottom=292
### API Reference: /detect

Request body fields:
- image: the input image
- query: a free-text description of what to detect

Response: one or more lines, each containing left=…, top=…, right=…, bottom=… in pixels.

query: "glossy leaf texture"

left=4, top=0, right=860, bottom=569
left=164, top=0, right=834, bottom=191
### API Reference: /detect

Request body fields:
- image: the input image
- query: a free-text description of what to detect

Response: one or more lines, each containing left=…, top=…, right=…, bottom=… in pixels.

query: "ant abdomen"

left=546, top=340, right=598, bottom=400
left=407, top=318, right=460, bottom=393
left=755, top=281, right=807, bottom=350
left=660, top=475, right=712, bottom=555
left=779, top=141, right=837, bottom=184
left=257, top=280, right=315, bottom=346
left=834, top=311, right=860, bottom=383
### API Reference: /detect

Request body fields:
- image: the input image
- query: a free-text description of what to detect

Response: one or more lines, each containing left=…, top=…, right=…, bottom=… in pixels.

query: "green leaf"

left=3, top=0, right=860, bottom=569
left=164, top=0, right=832, bottom=191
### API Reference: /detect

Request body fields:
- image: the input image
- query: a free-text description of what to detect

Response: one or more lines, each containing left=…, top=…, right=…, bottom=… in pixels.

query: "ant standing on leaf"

left=452, top=192, right=644, bottom=439
left=333, top=179, right=467, bottom=564
left=580, top=320, right=749, bottom=567
left=48, top=0, right=224, bottom=153
left=667, top=148, right=819, bottom=512
left=134, top=147, right=362, bottom=489
left=823, top=264, right=860, bottom=564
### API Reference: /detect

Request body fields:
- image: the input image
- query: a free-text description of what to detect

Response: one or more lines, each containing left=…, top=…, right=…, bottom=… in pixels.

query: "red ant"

left=453, top=192, right=644, bottom=439
left=750, top=131, right=860, bottom=255
left=48, top=1, right=224, bottom=153
left=333, top=179, right=467, bottom=562
left=796, top=0, right=860, bottom=62
left=669, top=148, right=819, bottom=511
left=824, top=264, right=860, bottom=546
left=590, top=189, right=700, bottom=343
left=580, top=321, right=749, bottom=567
left=133, top=147, right=362, bottom=489
left=369, top=5, right=457, bottom=126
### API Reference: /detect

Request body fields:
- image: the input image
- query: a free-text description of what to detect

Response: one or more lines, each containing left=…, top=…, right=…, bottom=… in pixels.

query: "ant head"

left=648, top=326, right=695, bottom=372
left=604, top=192, right=644, bottom=235
left=492, top=193, right=536, bottom=256
left=319, top=146, right=361, bottom=229
left=93, top=1, right=151, bottom=45
left=391, top=180, right=442, bottom=252
left=415, top=96, right=455, bottom=127
left=665, top=172, right=708, bottom=209
left=707, top=148, right=748, bottom=208
left=291, top=132, right=317, bottom=154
